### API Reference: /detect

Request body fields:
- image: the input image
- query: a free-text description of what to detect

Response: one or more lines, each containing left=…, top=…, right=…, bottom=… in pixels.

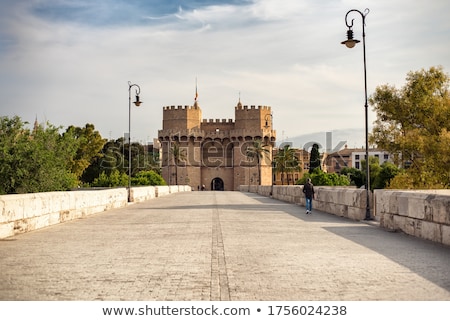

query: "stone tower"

left=158, top=100, right=276, bottom=191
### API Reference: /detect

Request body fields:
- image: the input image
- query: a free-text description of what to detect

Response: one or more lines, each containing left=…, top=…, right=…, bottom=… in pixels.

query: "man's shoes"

left=306, top=210, right=310, bottom=214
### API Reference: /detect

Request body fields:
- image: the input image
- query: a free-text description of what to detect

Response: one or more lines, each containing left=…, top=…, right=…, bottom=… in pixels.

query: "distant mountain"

left=276, top=128, right=367, bottom=152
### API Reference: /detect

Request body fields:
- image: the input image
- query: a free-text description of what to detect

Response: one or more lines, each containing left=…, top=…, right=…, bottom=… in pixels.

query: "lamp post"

left=341, top=8, right=372, bottom=220
left=128, top=81, right=142, bottom=202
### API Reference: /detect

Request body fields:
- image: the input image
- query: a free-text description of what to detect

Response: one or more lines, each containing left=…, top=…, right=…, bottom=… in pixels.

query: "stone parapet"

left=156, top=186, right=170, bottom=197
left=241, top=185, right=369, bottom=220
left=129, top=186, right=156, bottom=203
left=0, top=186, right=192, bottom=239
left=374, top=190, right=450, bottom=246
left=0, top=189, right=127, bottom=239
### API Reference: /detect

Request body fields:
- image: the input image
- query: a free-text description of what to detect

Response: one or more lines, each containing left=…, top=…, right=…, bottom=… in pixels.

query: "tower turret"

left=235, top=104, right=272, bottom=130
left=162, top=104, right=202, bottom=130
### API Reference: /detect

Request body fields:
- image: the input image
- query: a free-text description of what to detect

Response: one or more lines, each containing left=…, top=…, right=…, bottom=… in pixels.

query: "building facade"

left=323, top=145, right=392, bottom=173
left=158, top=100, right=276, bottom=191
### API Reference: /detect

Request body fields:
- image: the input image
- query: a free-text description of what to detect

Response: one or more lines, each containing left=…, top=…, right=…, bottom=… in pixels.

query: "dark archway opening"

left=211, top=177, right=224, bottom=191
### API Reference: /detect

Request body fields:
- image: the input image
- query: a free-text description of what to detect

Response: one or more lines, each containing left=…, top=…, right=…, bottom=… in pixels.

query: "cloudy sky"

left=1, top=0, right=449, bottom=149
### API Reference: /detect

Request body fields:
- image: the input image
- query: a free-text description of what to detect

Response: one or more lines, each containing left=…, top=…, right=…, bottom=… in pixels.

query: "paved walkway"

left=1, top=191, right=449, bottom=301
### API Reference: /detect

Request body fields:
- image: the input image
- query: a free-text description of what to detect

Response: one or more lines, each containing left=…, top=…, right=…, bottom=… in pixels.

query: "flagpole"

left=195, top=77, right=198, bottom=102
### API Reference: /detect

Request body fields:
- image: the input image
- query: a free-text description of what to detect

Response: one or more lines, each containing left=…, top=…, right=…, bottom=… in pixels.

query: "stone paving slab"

left=1, top=191, right=449, bottom=301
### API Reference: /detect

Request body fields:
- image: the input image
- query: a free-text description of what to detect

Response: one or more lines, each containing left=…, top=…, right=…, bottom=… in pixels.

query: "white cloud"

left=0, top=0, right=449, bottom=149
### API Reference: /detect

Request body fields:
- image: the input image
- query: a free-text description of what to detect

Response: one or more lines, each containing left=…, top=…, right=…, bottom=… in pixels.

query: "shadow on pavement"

left=248, top=192, right=450, bottom=293
left=143, top=191, right=450, bottom=293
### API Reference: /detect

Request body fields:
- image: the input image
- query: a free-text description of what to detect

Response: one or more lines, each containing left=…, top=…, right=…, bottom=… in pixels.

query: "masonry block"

left=57, top=211, right=70, bottom=224
left=130, top=186, right=156, bottom=202
left=397, top=194, right=410, bottom=217
left=442, top=225, right=450, bottom=247
left=156, top=186, right=170, bottom=197
left=394, top=215, right=409, bottom=234
left=351, top=191, right=363, bottom=208
left=408, top=194, right=428, bottom=220
left=348, top=207, right=365, bottom=221
left=0, top=222, right=14, bottom=238
left=421, top=221, right=442, bottom=244
left=430, top=196, right=450, bottom=225
left=0, top=195, right=24, bottom=223
left=380, top=213, right=395, bottom=231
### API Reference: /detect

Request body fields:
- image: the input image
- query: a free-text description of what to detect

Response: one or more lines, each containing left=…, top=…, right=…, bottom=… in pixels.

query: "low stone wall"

left=129, top=186, right=156, bottom=202
left=374, top=190, right=450, bottom=246
left=241, top=185, right=371, bottom=221
left=0, top=185, right=191, bottom=239
left=155, top=186, right=170, bottom=197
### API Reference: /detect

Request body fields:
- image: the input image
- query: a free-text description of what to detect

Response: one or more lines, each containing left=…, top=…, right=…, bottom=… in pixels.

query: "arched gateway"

left=211, top=177, right=224, bottom=191
left=158, top=100, right=276, bottom=191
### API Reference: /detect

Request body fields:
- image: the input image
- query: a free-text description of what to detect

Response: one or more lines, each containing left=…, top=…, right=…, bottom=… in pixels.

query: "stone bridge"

left=1, top=188, right=449, bottom=300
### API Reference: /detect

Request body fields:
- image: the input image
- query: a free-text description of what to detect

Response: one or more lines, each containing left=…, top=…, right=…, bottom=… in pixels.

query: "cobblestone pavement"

left=1, top=191, right=450, bottom=301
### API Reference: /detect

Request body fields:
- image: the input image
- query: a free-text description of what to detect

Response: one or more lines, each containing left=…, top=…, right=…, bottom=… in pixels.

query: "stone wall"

left=129, top=186, right=156, bottom=202
left=0, top=186, right=191, bottom=239
left=374, top=190, right=450, bottom=246
left=242, top=185, right=370, bottom=221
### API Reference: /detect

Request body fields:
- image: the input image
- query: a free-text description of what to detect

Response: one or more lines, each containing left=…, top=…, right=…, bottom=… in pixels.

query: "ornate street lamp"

left=128, top=81, right=142, bottom=201
left=341, top=8, right=372, bottom=220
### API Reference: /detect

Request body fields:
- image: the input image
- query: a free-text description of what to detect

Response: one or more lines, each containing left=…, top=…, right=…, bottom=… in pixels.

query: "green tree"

left=131, top=170, right=166, bottom=186
left=0, top=116, right=78, bottom=194
left=309, top=143, right=321, bottom=173
left=274, top=145, right=300, bottom=185
left=310, top=169, right=332, bottom=186
left=245, top=139, right=271, bottom=185
left=92, top=169, right=128, bottom=187
left=388, top=171, right=415, bottom=189
left=0, top=116, right=29, bottom=194
left=369, top=66, right=450, bottom=188
left=82, top=138, right=160, bottom=185
left=297, top=168, right=350, bottom=186
left=65, top=124, right=106, bottom=181
left=327, top=172, right=351, bottom=186
left=340, top=167, right=365, bottom=187
left=373, top=162, right=402, bottom=189
left=361, top=156, right=382, bottom=190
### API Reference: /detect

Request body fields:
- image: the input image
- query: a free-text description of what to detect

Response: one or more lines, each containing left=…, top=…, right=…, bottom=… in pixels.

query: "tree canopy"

left=369, top=66, right=450, bottom=188
left=298, top=168, right=350, bottom=187
left=65, top=124, right=106, bottom=180
left=0, top=116, right=79, bottom=193
left=309, top=143, right=321, bottom=173
left=82, top=137, right=161, bottom=187
left=0, top=117, right=165, bottom=194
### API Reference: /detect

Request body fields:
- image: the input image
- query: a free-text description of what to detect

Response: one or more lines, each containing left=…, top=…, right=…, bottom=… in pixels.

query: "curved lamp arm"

left=341, top=8, right=369, bottom=48
left=128, top=81, right=142, bottom=106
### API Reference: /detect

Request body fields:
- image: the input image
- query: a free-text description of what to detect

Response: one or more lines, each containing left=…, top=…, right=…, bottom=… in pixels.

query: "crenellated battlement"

left=163, top=105, right=200, bottom=110
left=162, top=103, right=202, bottom=130
left=235, top=105, right=271, bottom=111
left=202, top=119, right=234, bottom=124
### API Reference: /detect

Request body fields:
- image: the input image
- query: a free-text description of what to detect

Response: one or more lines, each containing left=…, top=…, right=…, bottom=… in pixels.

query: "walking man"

left=303, top=178, right=315, bottom=214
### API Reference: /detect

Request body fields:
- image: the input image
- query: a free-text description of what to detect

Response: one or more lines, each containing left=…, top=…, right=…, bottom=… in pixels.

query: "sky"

left=1, top=0, right=449, bottom=150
